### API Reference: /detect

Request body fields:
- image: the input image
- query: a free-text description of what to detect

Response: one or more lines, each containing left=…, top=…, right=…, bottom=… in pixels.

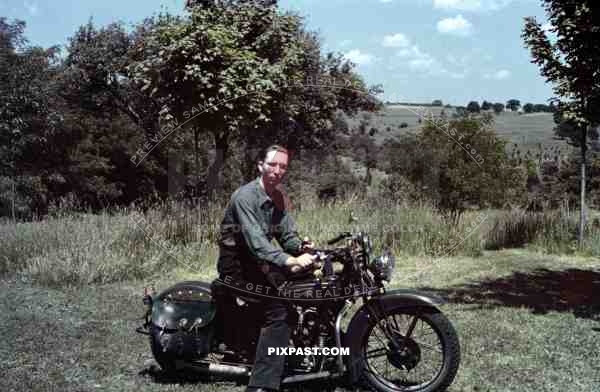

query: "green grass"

left=1, top=249, right=598, bottom=391
left=493, top=112, right=563, bottom=151
left=1, top=202, right=600, bottom=391
left=352, top=106, right=567, bottom=154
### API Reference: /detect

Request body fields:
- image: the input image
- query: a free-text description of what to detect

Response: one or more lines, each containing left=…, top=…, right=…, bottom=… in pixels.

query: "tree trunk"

left=578, top=126, right=588, bottom=248
left=11, top=175, right=16, bottom=222
left=193, top=126, right=200, bottom=184
left=206, top=132, right=228, bottom=201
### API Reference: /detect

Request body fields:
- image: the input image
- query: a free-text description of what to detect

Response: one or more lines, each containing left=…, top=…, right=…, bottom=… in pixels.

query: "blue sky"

left=2, top=0, right=554, bottom=106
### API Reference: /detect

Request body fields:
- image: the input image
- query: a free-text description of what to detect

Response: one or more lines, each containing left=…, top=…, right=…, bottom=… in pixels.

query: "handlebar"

left=326, top=231, right=352, bottom=245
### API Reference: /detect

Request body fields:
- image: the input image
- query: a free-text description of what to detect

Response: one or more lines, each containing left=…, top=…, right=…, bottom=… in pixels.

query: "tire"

left=358, top=307, right=460, bottom=392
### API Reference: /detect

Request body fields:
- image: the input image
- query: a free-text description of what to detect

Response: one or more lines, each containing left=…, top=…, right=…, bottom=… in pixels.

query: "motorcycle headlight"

left=369, top=249, right=395, bottom=282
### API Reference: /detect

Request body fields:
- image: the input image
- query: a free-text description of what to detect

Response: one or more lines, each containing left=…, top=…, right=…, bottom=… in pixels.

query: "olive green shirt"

left=218, top=177, right=302, bottom=267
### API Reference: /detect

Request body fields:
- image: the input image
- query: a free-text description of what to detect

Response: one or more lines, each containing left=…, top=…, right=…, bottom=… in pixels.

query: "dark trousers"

left=248, top=298, right=291, bottom=391
left=217, top=246, right=292, bottom=390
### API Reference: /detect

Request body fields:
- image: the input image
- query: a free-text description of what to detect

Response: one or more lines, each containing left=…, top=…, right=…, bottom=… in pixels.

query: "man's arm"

left=275, top=210, right=303, bottom=256
left=231, top=196, right=293, bottom=267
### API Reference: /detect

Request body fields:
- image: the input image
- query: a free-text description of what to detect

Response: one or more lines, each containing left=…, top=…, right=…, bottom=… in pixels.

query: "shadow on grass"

left=420, top=268, right=600, bottom=321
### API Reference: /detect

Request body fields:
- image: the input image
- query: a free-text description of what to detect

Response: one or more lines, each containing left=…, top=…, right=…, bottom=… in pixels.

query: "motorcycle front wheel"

left=358, top=307, right=460, bottom=392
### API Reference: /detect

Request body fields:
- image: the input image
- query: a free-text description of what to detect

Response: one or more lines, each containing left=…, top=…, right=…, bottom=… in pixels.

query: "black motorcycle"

left=136, top=230, right=461, bottom=391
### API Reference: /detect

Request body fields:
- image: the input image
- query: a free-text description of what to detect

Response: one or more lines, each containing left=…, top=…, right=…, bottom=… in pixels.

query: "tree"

left=481, top=100, right=492, bottom=111
left=493, top=102, right=505, bottom=114
left=382, top=115, right=526, bottom=222
left=130, top=2, right=380, bottom=199
left=523, top=103, right=534, bottom=113
left=453, top=106, right=467, bottom=118
left=523, top=0, right=600, bottom=246
left=58, top=20, right=171, bottom=209
left=432, top=99, right=443, bottom=106
left=0, top=18, right=61, bottom=219
left=466, top=101, right=480, bottom=113
left=506, top=99, right=521, bottom=111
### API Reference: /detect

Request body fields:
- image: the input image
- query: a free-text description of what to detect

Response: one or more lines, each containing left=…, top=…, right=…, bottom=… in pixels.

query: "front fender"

left=343, top=289, right=445, bottom=382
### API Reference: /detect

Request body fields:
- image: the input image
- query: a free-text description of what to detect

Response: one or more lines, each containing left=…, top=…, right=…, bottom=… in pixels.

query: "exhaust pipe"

left=179, top=360, right=251, bottom=377
left=207, top=363, right=251, bottom=376
left=282, top=371, right=339, bottom=384
left=179, top=361, right=340, bottom=383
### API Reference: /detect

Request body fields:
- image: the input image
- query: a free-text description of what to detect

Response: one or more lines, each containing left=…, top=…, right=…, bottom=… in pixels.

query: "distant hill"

left=345, top=106, right=569, bottom=154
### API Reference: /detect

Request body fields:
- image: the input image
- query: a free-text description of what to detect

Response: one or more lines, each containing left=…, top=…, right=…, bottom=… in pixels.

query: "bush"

left=381, top=116, right=527, bottom=220
left=399, top=122, right=408, bottom=128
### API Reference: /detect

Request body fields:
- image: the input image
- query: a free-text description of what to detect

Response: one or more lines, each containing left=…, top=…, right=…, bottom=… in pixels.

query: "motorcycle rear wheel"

left=358, top=307, right=460, bottom=392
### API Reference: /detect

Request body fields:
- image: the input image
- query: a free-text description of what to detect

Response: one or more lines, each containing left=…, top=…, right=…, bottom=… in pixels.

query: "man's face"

left=258, top=150, right=289, bottom=187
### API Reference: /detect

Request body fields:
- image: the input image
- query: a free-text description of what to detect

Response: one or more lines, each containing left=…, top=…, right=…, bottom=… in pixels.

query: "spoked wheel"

left=359, top=307, right=460, bottom=392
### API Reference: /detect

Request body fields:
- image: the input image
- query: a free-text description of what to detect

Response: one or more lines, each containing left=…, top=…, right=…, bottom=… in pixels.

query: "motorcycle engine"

left=286, top=307, right=322, bottom=373
left=294, top=307, right=320, bottom=347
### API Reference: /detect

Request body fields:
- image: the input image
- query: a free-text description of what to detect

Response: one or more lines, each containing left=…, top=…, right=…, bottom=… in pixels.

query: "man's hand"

left=285, top=253, right=317, bottom=273
left=300, top=236, right=315, bottom=252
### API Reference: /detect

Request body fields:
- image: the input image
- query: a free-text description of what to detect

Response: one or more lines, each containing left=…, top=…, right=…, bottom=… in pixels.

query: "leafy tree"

left=492, top=102, right=505, bottom=114
left=383, top=116, right=526, bottom=222
left=466, top=101, right=480, bottom=113
left=533, top=103, right=551, bottom=112
left=129, top=2, right=380, bottom=198
left=431, top=99, right=443, bottom=106
left=506, top=99, right=521, bottom=111
left=58, top=21, right=171, bottom=208
left=0, top=18, right=61, bottom=219
left=523, top=103, right=534, bottom=113
left=523, top=0, right=600, bottom=245
left=453, top=106, right=467, bottom=118
left=481, top=100, right=492, bottom=111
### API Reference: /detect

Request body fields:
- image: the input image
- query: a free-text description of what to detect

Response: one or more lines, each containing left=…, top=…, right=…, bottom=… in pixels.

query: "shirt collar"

left=254, top=176, right=272, bottom=207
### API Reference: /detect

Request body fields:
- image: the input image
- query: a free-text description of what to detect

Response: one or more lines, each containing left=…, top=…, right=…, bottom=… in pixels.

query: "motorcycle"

left=136, top=229, right=461, bottom=391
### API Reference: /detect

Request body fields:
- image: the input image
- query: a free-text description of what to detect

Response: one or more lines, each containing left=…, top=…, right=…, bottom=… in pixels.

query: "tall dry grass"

left=2, top=196, right=599, bottom=287
left=484, top=206, right=600, bottom=256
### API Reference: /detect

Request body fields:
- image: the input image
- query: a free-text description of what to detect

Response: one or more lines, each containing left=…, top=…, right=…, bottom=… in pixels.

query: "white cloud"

left=387, top=35, right=469, bottom=78
left=380, top=0, right=394, bottom=3
left=433, top=0, right=512, bottom=12
left=437, top=14, right=473, bottom=36
left=343, top=49, right=376, bottom=66
left=382, top=33, right=410, bottom=48
left=396, top=45, right=445, bottom=75
left=24, top=1, right=38, bottom=15
left=483, top=69, right=511, bottom=80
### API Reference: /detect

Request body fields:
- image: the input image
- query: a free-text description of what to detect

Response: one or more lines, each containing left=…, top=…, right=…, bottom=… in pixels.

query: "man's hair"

left=259, top=144, right=289, bottom=163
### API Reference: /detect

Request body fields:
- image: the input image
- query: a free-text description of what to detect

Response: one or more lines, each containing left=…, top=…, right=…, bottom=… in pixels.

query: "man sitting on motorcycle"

left=217, top=144, right=316, bottom=392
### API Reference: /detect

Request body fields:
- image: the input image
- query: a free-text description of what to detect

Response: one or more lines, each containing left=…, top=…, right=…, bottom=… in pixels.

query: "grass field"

left=351, top=106, right=567, bottom=154
left=1, top=249, right=599, bottom=392
left=1, top=201, right=599, bottom=392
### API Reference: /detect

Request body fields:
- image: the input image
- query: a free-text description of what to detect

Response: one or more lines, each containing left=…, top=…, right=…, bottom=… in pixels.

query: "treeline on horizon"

left=384, top=99, right=554, bottom=114
left=1, top=0, right=600, bottom=224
